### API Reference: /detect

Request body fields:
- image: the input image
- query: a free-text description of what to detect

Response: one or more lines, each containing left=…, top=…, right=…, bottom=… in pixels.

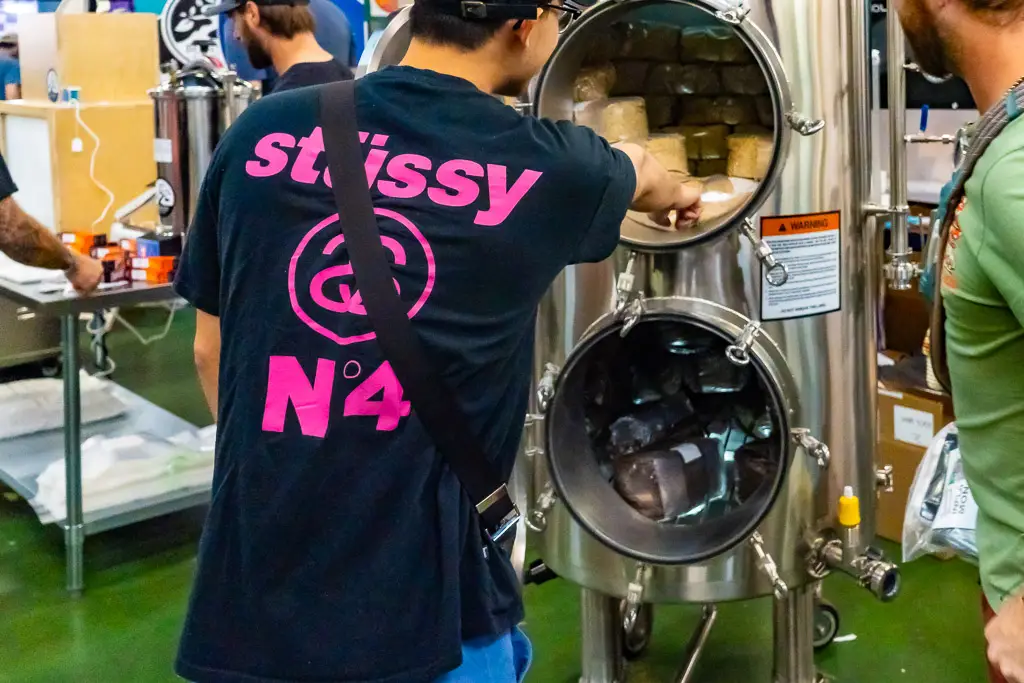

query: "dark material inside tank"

left=580, top=319, right=783, bottom=526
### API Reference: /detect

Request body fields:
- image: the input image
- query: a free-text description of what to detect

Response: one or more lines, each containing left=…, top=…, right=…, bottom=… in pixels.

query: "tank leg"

left=772, top=584, right=822, bottom=683
left=675, top=604, right=717, bottom=683
left=580, top=588, right=624, bottom=683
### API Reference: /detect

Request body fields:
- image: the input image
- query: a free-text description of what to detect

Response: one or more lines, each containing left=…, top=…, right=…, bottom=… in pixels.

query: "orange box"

left=131, top=256, right=177, bottom=273
left=61, top=231, right=107, bottom=255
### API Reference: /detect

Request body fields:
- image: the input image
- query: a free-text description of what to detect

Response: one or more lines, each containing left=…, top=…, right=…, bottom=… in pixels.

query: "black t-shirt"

left=0, top=151, right=17, bottom=202
left=271, top=59, right=354, bottom=93
left=173, top=66, right=635, bottom=683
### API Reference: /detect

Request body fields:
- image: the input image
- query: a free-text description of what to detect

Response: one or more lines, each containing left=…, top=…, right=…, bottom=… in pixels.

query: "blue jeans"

left=434, top=627, right=532, bottom=683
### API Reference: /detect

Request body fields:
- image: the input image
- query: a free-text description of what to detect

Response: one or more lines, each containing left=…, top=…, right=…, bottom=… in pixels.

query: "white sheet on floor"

left=29, top=432, right=214, bottom=523
left=0, top=373, right=128, bottom=441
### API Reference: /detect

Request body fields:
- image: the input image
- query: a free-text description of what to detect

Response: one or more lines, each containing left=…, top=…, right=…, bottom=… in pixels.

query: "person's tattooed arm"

left=0, top=195, right=104, bottom=294
left=0, top=195, right=77, bottom=271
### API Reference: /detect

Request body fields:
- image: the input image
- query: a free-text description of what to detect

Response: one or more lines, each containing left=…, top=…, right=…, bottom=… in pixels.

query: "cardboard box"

left=876, top=438, right=927, bottom=542
left=875, top=383, right=956, bottom=542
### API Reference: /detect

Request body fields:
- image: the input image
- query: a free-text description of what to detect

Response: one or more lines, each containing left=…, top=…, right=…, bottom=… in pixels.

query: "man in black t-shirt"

left=0, top=152, right=102, bottom=293
left=204, top=0, right=353, bottom=93
left=172, top=0, right=701, bottom=681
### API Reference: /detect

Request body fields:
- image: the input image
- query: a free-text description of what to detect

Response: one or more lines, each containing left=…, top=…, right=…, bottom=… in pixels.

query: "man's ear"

left=509, top=11, right=541, bottom=46
left=243, top=0, right=261, bottom=28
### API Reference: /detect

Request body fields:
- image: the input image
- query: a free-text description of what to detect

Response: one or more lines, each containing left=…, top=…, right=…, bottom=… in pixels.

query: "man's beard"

left=897, top=0, right=957, bottom=78
left=238, top=22, right=272, bottom=70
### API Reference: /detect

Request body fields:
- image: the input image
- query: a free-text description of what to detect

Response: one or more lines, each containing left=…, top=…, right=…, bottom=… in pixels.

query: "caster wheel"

left=813, top=601, right=840, bottom=651
left=620, top=601, right=654, bottom=660
left=40, top=358, right=61, bottom=378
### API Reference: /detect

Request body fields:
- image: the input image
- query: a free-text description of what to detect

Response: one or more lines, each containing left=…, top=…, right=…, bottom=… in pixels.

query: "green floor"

left=0, top=310, right=990, bottom=683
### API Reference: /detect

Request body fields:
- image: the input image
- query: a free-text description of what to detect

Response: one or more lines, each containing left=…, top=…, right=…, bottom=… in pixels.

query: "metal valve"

left=785, top=110, right=825, bottom=137
left=792, top=428, right=831, bottom=470
left=623, top=563, right=649, bottom=632
left=905, top=105, right=958, bottom=145
left=882, top=257, right=919, bottom=291
left=536, top=363, right=560, bottom=412
left=875, top=465, right=895, bottom=494
left=615, top=252, right=646, bottom=337
left=525, top=482, right=556, bottom=532
left=739, top=218, right=789, bottom=286
left=725, top=321, right=762, bottom=366
left=750, top=531, right=788, bottom=600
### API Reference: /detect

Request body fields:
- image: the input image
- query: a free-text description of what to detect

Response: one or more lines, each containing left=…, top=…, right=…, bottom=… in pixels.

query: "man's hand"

left=66, top=253, right=103, bottom=295
left=987, top=591, right=1024, bottom=683
left=647, top=183, right=703, bottom=231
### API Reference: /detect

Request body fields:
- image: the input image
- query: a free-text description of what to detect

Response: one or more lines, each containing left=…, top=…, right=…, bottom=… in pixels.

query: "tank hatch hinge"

left=725, top=320, right=762, bottom=366
left=623, top=562, right=650, bottom=632
left=739, top=218, right=789, bottom=287
left=615, top=251, right=646, bottom=337
left=536, top=363, right=560, bottom=412
left=714, top=1, right=750, bottom=24
left=792, top=428, right=831, bottom=470
left=525, top=481, right=557, bottom=532
left=750, top=531, right=789, bottom=600
left=785, top=110, right=826, bottom=137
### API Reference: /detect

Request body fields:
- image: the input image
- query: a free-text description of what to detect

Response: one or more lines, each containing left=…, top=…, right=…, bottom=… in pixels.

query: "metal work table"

left=0, top=279, right=204, bottom=596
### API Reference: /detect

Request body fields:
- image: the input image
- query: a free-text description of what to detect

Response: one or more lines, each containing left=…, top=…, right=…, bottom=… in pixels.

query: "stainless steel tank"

left=523, top=0, right=901, bottom=680
left=149, top=64, right=258, bottom=236
left=358, top=3, right=901, bottom=681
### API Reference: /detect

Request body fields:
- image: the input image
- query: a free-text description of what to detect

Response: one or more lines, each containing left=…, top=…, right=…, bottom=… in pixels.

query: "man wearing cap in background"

left=208, top=0, right=353, bottom=93
left=171, top=0, right=701, bottom=680
left=0, top=34, right=20, bottom=101
left=0, top=151, right=102, bottom=293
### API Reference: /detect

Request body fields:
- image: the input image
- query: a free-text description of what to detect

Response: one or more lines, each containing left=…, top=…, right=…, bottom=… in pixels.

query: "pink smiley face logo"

left=288, top=209, right=436, bottom=346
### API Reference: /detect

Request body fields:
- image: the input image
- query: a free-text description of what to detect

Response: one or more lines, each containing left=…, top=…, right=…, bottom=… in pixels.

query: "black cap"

left=203, top=0, right=310, bottom=17
left=431, top=0, right=591, bottom=22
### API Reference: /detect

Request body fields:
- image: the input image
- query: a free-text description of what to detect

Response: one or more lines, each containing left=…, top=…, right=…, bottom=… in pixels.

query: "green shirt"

left=943, top=115, right=1024, bottom=609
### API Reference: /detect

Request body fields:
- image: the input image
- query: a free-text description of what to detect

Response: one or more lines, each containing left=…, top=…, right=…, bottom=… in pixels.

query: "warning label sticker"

left=759, top=211, right=841, bottom=321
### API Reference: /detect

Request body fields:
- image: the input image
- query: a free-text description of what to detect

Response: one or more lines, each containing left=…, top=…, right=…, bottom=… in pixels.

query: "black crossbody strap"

left=319, top=80, right=518, bottom=543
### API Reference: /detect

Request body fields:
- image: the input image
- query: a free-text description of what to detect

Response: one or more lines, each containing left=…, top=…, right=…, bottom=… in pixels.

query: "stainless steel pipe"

left=772, top=585, right=819, bottom=683
left=580, top=589, right=624, bottom=683
left=883, top=4, right=915, bottom=290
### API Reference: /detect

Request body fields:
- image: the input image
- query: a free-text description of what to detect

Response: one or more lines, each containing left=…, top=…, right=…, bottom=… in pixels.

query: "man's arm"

left=0, top=196, right=103, bottom=292
left=194, top=309, right=221, bottom=421
left=613, top=142, right=702, bottom=223
left=4, top=83, right=19, bottom=100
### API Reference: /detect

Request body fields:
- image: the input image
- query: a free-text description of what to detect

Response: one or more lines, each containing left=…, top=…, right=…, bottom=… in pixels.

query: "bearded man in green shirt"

left=894, top=0, right=1024, bottom=681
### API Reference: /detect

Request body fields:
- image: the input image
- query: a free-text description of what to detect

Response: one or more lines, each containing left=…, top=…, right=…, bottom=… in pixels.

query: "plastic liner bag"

left=30, top=432, right=215, bottom=524
left=574, top=97, right=650, bottom=144
left=902, top=423, right=979, bottom=563
left=646, top=64, right=720, bottom=96
left=612, top=438, right=722, bottom=522
left=607, top=394, right=698, bottom=458
left=0, top=373, right=127, bottom=441
left=574, top=64, right=617, bottom=102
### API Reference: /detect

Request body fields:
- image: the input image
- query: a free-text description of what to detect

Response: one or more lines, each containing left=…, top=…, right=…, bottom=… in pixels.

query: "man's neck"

left=399, top=39, right=503, bottom=94
left=956, top=24, right=1024, bottom=113
left=269, top=32, right=334, bottom=75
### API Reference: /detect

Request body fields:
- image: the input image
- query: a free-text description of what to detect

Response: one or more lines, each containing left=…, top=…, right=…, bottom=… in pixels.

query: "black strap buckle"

left=477, top=484, right=521, bottom=544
